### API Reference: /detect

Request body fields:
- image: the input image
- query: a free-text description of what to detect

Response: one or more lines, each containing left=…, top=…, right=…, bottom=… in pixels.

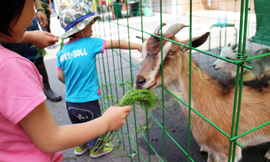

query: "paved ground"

left=43, top=10, right=270, bottom=162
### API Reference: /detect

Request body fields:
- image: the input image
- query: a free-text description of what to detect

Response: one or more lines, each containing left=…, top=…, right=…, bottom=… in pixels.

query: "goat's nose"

left=213, top=64, right=216, bottom=68
left=135, top=78, right=146, bottom=86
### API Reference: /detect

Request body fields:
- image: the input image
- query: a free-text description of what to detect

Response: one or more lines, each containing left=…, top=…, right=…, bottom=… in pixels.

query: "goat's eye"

left=225, top=56, right=236, bottom=61
left=168, top=49, right=176, bottom=56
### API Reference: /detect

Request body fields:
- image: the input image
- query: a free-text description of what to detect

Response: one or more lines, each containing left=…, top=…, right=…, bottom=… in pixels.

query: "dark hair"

left=0, top=0, right=26, bottom=36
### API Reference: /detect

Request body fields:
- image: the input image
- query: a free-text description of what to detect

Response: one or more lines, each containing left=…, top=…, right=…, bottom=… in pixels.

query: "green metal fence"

left=92, top=0, right=270, bottom=161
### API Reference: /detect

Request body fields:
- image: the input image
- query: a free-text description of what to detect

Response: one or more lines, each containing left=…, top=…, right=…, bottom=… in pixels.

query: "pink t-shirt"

left=0, top=45, right=63, bottom=162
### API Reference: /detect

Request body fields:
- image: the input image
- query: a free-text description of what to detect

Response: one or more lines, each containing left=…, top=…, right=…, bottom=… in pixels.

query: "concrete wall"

left=204, top=0, right=255, bottom=12
left=151, top=0, right=255, bottom=15
left=151, top=0, right=205, bottom=15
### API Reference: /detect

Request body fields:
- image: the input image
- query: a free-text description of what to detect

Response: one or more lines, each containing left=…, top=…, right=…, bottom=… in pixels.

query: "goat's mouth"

left=147, top=82, right=157, bottom=90
left=213, top=67, right=220, bottom=70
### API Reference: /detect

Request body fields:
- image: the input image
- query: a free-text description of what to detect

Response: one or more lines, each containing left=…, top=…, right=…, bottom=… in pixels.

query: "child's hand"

left=27, top=31, right=59, bottom=48
left=37, top=11, right=48, bottom=29
left=102, top=106, right=131, bottom=131
left=137, top=44, right=142, bottom=53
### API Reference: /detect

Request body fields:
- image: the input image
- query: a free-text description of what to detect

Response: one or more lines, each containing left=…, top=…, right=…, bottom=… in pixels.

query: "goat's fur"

left=135, top=23, right=270, bottom=162
left=213, top=44, right=270, bottom=80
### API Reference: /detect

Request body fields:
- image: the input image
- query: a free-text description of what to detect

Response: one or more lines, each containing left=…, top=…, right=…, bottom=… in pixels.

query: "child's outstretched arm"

left=23, top=31, right=58, bottom=48
left=20, top=102, right=131, bottom=153
left=105, top=40, right=141, bottom=52
left=0, top=31, right=58, bottom=49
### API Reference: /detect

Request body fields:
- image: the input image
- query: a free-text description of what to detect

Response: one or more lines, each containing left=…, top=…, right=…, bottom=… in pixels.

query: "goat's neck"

left=166, top=53, right=213, bottom=105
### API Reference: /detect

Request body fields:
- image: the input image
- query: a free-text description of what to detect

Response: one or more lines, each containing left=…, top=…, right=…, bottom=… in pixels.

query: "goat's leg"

left=199, top=144, right=208, bottom=153
left=200, top=146, right=208, bottom=153
left=207, top=151, right=240, bottom=162
left=206, top=145, right=241, bottom=162
left=233, top=146, right=242, bottom=162
left=207, top=151, right=217, bottom=162
left=207, top=151, right=225, bottom=162
left=264, top=148, right=270, bottom=162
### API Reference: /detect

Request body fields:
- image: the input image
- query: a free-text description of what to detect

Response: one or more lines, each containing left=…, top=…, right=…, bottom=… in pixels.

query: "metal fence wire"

left=92, top=0, right=270, bottom=161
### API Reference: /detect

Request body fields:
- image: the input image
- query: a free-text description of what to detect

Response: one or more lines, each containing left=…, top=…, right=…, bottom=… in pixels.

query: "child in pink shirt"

left=0, top=0, right=131, bottom=161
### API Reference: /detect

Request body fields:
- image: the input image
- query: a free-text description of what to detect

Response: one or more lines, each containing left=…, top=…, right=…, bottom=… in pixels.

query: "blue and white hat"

left=59, top=3, right=101, bottom=39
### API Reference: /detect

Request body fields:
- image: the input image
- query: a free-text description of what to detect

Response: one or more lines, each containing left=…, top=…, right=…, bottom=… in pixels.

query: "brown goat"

left=135, top=23, right=270, bottom=162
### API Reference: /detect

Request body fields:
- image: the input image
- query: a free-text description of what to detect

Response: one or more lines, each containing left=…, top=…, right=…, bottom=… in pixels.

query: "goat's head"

left=254, top=48, right=270, bottom=56
left=135, top=23, right=210, bottom=90
left=212, top=43, right=238, bottom=73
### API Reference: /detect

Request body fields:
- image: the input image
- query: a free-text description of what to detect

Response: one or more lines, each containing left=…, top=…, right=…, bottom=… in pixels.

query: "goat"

left=212, top=43, right=238, bottom=73
left=213, top=44, right=270, bottom=81
left=135, top=23, right=270, bottom=162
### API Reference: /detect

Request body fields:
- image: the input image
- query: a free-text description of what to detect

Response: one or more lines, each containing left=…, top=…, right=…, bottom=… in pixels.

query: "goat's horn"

left=154, top=23, right=166, bottom=34
left=231, top=44, right=238, bottom=51
left=165, top=23, right=189, bottom=36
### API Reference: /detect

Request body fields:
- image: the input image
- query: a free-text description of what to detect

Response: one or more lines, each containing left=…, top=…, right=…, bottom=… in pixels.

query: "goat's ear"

left=190, top=32, right=210, bottom=48
left=136, top=36, right=148, bottom=42
left=231, top=44, right=238, bottom=51
left=180, top=32, right=210, bottom=52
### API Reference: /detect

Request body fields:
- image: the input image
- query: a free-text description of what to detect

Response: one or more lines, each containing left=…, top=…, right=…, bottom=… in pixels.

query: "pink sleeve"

left=101, top=40, right=106, bottom=54
left=56, top=66, right=62, bottom=70
left=0, top=58, right=46, bottom=124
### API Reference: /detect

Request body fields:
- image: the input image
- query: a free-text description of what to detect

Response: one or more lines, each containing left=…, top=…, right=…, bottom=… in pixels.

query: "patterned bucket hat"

left=59, top=2, right=101, bottom=39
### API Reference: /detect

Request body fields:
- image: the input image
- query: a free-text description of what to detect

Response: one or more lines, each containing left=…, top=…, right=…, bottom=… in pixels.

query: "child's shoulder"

left=0, top=46, right=28, bottom=65
left=57, top=37, right=105, bottom=52
left=62, top=37, right=101, bottom=46
left=75, top=37, right=105, bottom=46
left=79, top=37, right=102, bottom=41
left=86, top=37, right=105, bottom=43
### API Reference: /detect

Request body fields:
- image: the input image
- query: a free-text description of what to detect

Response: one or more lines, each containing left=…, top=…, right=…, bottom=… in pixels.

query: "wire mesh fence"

left=91, top=0, right=270, bottom=161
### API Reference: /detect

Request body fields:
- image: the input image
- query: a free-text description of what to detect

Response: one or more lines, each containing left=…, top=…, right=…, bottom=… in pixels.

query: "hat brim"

left=60, top=15, right=101, bottom=39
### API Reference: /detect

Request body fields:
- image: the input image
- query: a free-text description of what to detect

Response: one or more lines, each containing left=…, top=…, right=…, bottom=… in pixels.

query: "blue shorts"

left=66, top=100, right=101, bottom=124
left=66, top=100, right=103, bottom=149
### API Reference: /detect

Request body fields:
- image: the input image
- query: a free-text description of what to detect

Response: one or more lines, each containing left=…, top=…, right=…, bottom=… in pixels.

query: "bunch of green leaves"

left=31, top=45, right=48, bottom=63
left=119, top=88, right=159, bottom=110
left=90, top=89, right=159, bottom=160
